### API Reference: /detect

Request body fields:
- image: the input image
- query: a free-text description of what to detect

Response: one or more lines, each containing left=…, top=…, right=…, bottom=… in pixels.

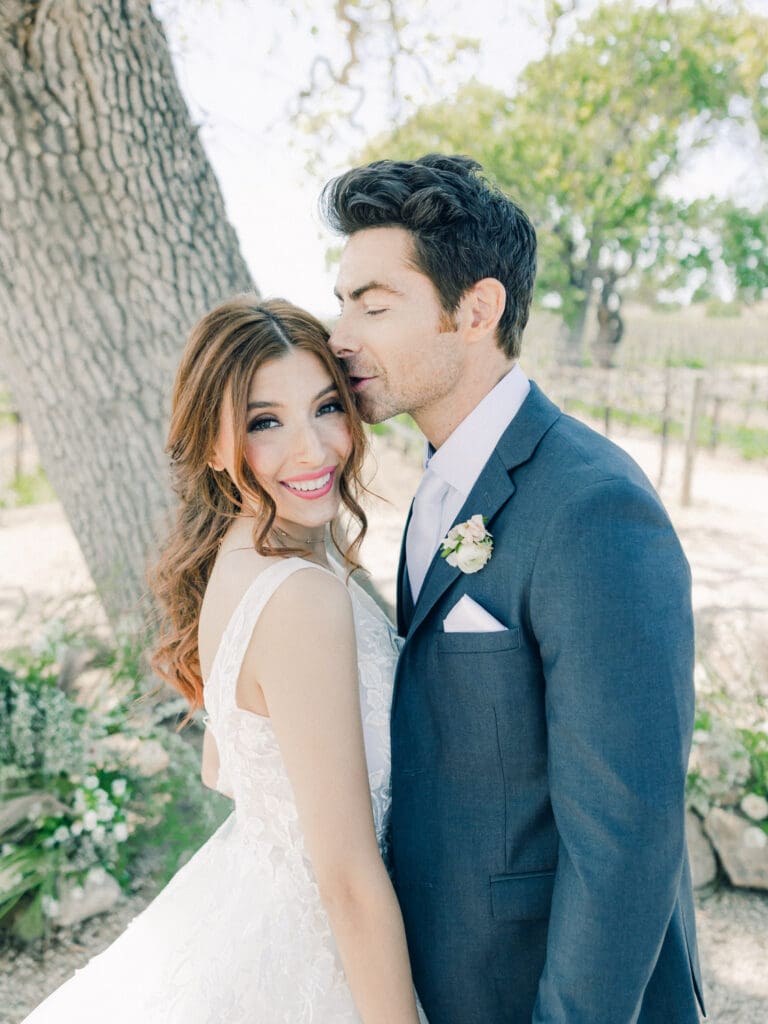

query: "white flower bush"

left=0, top=622, right=230, bottom=942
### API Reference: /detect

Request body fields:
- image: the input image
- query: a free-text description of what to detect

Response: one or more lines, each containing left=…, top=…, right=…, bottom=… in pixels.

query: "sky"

left=154, top=0, right=549, bottom=316
left=153, top=0, right=765, bottom=317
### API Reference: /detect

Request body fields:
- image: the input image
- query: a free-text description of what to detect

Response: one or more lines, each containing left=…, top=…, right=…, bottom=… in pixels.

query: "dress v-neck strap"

left=205, top=556, right=336, bottom=719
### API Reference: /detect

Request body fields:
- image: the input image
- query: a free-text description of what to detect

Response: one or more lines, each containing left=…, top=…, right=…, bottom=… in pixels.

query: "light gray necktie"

left=406, top=468, right=449, bottom=602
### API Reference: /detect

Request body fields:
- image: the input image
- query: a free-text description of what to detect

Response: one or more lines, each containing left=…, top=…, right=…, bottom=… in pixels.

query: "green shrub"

left=0, top=621, right=230, bottom=941
left=686, top=705, right=768, bottom=835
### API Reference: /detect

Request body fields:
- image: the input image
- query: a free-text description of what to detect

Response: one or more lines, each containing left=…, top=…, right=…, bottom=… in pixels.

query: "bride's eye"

left=248, top=415, right=279, bottom=432
left=317, top=400, right=344, bottom=416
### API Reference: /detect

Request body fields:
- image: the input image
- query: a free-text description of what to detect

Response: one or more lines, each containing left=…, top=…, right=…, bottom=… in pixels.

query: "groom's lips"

left=350, top=375, right=375, bottom=392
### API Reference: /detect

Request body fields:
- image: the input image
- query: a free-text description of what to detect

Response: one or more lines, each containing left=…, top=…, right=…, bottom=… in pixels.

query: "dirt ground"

left=1, top=423, right=767, bottom=1021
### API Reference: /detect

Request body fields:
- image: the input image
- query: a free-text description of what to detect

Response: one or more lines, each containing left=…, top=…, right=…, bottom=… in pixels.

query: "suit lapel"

left=405, top=450, right=515, bottom=639
left=401, top=382, right=562, bottom=642
left=396, top=501, right=414, bottom=636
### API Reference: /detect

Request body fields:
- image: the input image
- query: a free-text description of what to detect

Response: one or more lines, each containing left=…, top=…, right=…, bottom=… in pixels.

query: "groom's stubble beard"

left=341, top=304, right=465, bottom=424
left=350, top=348, right=466, bottom=428
left=353, top=377, right=402, bottom=425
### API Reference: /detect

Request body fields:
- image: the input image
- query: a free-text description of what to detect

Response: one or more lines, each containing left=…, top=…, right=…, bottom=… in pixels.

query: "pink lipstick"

left=280, top=466, right=336, bottom=500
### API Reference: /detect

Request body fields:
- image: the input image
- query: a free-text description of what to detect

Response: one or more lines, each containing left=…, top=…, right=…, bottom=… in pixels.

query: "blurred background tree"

left=0, top=0, right=765, bottom=625
left=0, top=0, right=455, bottom=625
left=360, top=0, right=767, bottom=364
left=0, top=1, right=253, bottom=626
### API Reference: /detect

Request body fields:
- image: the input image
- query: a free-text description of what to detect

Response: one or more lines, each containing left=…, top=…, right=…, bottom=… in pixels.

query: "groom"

left=322, top=154, right=704, bottom=1023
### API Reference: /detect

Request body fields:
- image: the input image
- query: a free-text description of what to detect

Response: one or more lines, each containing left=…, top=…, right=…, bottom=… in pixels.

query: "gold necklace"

left=273, top=524, right=323, bottom=546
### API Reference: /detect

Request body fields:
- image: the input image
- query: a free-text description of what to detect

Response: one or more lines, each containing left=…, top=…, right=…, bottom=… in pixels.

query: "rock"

left=94, top=734, right=169, bottom=776
left=686, top=810, right=717, bottom=888
left=71, top=665, right=113, bottom=706
left=56, top=867, right=121, bottom=928
left=0, top=792, right=68, bottom=834
left=741, top=793, right=768, bottom=822
left=57, top=647, right=96, bottom=695
left=704, top=807, right=768, bottom=890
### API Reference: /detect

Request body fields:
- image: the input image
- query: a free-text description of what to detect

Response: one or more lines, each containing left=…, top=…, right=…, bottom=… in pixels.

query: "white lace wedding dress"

left=23, top=557, right=419, bottom=1023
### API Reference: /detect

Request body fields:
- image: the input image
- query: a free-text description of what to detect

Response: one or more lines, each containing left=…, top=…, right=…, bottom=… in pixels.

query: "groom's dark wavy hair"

left=320, top=153, right=537, bottom=359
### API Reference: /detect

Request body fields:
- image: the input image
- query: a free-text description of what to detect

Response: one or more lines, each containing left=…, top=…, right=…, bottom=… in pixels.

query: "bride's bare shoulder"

left=206, top=545, right=273, bottom=601
left=199, top=550, right=348, bottom=678
left=257, top=559, right=350, bottom=624
left=198, top=548, right=277, bottom=676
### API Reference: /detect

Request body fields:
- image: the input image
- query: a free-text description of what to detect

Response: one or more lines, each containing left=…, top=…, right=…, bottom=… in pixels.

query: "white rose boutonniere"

left=440, top=514, right=493, bottom=574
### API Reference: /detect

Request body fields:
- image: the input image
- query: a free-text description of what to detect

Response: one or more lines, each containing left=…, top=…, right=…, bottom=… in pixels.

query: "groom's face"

left=330, top=226, right=465, bottom=424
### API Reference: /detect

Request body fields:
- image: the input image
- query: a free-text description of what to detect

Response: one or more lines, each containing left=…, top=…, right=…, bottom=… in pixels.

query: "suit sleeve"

left=528, top=476, right=695, bottom=1023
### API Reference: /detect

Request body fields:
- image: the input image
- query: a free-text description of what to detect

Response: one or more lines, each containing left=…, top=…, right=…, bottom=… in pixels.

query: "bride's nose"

left=292, top=421, right=325, bottom=463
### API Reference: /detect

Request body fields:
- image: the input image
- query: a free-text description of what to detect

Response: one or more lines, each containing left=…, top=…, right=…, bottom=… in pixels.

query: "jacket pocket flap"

left=437, top=626, right=520, bottom=654
left=490, top=869, right=555, bottom=921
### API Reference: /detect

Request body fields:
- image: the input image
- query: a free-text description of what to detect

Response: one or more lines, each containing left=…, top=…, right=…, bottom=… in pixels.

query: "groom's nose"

left=328, top=319, right=359, bottom=358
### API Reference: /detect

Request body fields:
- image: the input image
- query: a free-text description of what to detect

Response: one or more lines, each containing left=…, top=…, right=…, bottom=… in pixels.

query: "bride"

left=22, top=296, right=424, bottom=1023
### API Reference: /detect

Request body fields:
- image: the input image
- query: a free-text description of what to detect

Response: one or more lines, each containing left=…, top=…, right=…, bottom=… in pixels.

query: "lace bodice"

left=203, top=556, right=400, bottom=872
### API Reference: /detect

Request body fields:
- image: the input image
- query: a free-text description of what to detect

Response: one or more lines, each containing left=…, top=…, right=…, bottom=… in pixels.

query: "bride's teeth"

left=286, top=472, right=331, bottom=493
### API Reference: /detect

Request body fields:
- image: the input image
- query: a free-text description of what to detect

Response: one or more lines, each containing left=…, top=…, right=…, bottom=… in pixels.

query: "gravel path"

left=0, top=892, right=150, bottom=1024
left=695, top=887, right=768, bottom=1022
left=2, top=882, right=767, bottom=1022
left=1, top=426, right=767, bottom=1022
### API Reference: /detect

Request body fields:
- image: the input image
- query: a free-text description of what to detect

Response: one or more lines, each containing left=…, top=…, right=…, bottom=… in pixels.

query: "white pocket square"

left=443, top=595, right=506, bottom=633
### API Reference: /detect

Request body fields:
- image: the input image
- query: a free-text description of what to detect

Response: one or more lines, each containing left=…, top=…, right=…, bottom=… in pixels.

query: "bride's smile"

left=209, top=346, right=353, bottom=544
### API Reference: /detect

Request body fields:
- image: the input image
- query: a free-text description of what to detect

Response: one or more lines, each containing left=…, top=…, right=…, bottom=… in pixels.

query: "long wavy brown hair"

left=149, top=295, right=368, bottom=717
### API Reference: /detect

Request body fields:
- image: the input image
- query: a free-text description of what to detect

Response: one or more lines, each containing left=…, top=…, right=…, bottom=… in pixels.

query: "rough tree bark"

left=0, top=0, right=254, bottom=627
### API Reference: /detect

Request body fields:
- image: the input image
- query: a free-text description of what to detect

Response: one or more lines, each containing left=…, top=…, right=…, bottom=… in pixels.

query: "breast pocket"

left=436, top=626, right=520, bottom=654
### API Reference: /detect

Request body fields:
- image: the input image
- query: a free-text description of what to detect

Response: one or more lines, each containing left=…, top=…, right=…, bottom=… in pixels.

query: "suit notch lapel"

left=396, top=501, right=414, bottom=636
left=405, top=450, right=516, bottom=639
left=393, top=381, right=562, bottom=647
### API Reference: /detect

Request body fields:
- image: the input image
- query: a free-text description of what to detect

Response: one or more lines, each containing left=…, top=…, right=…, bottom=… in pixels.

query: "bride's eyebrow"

left=247, top=384, right=338, bottom=411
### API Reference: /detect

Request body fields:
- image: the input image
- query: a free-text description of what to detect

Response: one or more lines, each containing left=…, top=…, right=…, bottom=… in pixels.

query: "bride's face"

left=212, top=348, right=352, bottom=533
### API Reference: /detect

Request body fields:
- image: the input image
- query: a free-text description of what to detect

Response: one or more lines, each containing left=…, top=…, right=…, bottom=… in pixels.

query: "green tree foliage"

left=719, top=204, right=768, bottom=302
left=362, top=1, right=767, bottom=363
left=680, top=200, right=768, bottom=304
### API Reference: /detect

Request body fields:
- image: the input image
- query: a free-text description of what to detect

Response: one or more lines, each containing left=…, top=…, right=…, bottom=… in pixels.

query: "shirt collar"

left=426, top=363, right=530, bottom=496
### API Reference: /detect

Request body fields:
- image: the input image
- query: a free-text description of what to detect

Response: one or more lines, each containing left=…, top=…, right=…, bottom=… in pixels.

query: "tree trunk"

left=592, top=277, right=625, bottom=370
left=557, top=249, right=598, bottom=366
left=593, top=300, right=624, bottom=369
left=559, top=290, right=591, bottom=366
left=0, top=1, right=254, bottom=628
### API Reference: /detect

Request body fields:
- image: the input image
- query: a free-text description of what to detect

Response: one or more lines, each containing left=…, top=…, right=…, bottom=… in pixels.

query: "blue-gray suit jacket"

left=390, top=383, right=705, bottom=1024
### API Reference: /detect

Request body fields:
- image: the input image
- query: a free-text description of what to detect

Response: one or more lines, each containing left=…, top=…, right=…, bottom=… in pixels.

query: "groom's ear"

left=462, top=278, right=506, bottom=342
